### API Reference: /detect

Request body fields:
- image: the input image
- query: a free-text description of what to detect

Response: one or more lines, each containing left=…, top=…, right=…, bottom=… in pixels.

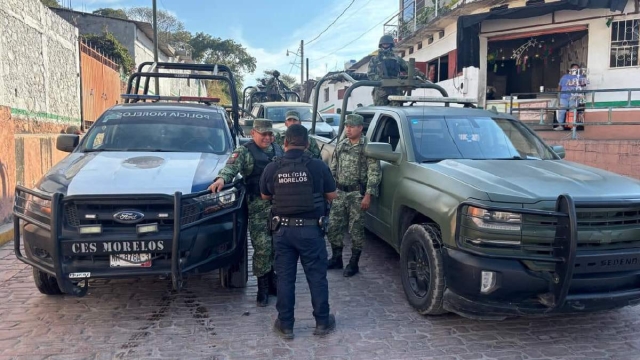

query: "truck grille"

left=63, top=200, right=174, bottom=230
left=521, top=206, right=640, bottom=256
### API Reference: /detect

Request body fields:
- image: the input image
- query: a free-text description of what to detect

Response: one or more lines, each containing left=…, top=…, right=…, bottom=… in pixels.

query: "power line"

left=305, top=0, right=356, bottom=46
left=311, top=10, right=396, bottom=61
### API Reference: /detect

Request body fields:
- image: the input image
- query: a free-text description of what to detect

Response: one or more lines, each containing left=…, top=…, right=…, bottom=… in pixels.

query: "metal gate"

left=80, top=40, right=124, bottom=129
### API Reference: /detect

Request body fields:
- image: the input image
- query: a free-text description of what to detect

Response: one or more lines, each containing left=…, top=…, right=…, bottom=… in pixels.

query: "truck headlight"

left=25, top=194, right=52, bottom=218
left=467, top=206, right=521, bottom=231
left=194, top=188, right=238, bottom=214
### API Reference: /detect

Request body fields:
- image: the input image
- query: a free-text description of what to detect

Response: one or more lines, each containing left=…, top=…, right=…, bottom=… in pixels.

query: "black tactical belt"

left=337, top=184, right=359, bottom=192
left=279, top=217, right=319, bottom=227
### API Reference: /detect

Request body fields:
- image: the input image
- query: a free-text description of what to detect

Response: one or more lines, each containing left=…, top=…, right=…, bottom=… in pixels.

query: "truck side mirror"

left=56, top=134, right=79, bottom=153
left=365, top=142, right=401, bottom=163
left=325, top=117, right=334, bottom=124
left=551, top=145, right=566, bottom=159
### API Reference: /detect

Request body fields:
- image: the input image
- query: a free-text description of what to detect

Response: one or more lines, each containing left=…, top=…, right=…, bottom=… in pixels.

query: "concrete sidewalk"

left=0, top=222, right=12, bottom=247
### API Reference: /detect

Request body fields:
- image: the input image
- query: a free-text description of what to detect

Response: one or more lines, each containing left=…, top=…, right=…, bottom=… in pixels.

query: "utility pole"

left=300, top=40, right=304, bottom=88
left=306, top=58, right=309, bottom=82
left=152, top=0, right=160, bottom=96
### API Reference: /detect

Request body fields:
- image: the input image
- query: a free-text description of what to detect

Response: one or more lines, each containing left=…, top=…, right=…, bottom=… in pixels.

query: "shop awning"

left=456, top=0, right=628, bottom=72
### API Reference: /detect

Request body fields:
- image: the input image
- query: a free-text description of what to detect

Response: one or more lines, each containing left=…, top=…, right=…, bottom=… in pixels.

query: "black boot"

left=327, top=246, right=343, bottom=270
left=343, top=249, right=361, bottom=277
left=313, top=314, right=336, bottom=336
left=268, top=269, right=277, bottom=296
left=256, top=275, right=269, bottom=307
left=273, top=319, right=294, bottom=339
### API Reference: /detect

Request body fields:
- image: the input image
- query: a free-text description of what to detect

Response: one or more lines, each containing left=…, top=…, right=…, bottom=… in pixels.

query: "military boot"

left=268, top=269, right=278, bottom=296
left=343, top=249, right=361, bottom=277
left=256, top=275, right=269, bottom=307
left=327, top=246, right=343, bottom=270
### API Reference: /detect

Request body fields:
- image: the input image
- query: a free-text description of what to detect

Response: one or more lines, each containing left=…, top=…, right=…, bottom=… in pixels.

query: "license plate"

left=109, top=253, right=152, bottom=267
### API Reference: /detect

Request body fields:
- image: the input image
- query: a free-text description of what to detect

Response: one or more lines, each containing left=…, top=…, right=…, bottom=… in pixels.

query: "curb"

left=0, top=224, right=13, bottom=248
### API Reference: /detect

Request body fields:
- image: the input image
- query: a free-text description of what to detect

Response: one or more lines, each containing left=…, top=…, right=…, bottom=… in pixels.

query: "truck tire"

left=399, top=224, right=447, bottom=315
left=220, top=235, right=248, bottom=288
left=33, top=268, right=63, bottom=295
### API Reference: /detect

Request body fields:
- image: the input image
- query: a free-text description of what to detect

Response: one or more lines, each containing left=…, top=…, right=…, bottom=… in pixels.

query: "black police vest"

left=243, top=141, right=282, bottom=195
left=382, top=57, right=400, bottom=78
left=271, top=155, right=325, bottom=217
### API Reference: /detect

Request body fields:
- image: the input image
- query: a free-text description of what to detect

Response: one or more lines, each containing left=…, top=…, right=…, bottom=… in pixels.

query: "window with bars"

left=610, top=19, right=639, bottom=68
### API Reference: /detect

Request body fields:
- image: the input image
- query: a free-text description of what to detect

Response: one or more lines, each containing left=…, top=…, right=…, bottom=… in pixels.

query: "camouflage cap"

left=285, top=110, right=300, bottom=121
left=344, top=114, right=364, bottom=126
left=252, top=118, right=273, bottom=134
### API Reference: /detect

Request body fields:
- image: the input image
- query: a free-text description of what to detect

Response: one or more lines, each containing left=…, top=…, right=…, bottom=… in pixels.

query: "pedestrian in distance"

left=260, top=124, right=337, bottom=339
left=326, top=114, right=381, bottom=277
left=209, top=119, right=284, bottom=307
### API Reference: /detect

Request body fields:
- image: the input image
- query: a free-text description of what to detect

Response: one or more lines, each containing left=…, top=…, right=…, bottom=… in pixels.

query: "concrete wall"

left=543, top=138, right=640, bottom=179
left=0, top=0, right=81, bottom=125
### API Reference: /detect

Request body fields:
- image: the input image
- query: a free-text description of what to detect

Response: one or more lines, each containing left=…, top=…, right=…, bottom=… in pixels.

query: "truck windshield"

left=79, top=109, right=231, bottom=154
left=265, top=106, right=324, bottom=123
left=409, top=116, right=557, bottom=161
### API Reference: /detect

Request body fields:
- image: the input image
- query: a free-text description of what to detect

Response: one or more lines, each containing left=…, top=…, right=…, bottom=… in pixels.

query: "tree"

left=189, top=32, right=257, bottom=97
left=40, top=0, right=60, bottom=7
left=93, top=8, right=128, bottom=20
left=256, top=70, right=298, bottom=89
left=125, top=7, right=190, bottom=48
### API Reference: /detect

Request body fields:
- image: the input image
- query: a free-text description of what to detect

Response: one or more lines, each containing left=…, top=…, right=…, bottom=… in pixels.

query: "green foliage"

left=40, top=0, right=60, bottom=7
left=82, top=32, right=135, bottom=73
left=92, top=8, right=128, bottom=20
left=189, top=32, right=257, bottom=98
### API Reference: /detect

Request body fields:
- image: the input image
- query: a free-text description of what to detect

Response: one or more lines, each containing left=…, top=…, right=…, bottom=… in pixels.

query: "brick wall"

left=544, top=138, right=640, bottom=179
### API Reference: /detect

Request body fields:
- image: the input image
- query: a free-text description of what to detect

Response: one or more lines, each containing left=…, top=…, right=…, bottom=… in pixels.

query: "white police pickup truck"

left=13, top=62, right=251, bottom=296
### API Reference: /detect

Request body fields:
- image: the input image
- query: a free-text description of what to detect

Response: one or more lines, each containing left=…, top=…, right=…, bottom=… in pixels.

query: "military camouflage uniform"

left=274, top=132, right=321, bottom=159
left=216, top=136, right=283, bottom=279
left=367, top=48, right=426, bottom=106
left=327, top=132, right=381, bottom=252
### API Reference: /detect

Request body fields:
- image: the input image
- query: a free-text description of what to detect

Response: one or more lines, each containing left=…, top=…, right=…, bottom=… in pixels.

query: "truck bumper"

left=442, top=247, right=640, bottom=320
left=13, top=184, right=247, bottom=296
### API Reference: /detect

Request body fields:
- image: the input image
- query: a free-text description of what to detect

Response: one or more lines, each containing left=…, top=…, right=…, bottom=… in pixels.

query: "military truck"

left=13, top=63, right=249, bottom=297
left=309, top=67, right=640, bottom=320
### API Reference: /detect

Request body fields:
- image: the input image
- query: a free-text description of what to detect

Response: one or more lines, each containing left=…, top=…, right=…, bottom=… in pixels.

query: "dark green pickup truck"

left=311, top=79, right=640, bottom=320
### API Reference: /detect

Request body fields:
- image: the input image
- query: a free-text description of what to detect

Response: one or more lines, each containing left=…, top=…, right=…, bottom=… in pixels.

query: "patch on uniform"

left=226, top=152, right=240, bottom=164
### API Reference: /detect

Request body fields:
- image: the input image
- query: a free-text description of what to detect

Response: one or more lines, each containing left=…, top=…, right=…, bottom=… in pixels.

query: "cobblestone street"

left=1, top=233, right=640, bottom=360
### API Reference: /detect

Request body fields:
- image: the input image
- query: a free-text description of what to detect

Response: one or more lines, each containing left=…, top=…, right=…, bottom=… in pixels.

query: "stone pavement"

left=1, top=233, right=640, bottom=360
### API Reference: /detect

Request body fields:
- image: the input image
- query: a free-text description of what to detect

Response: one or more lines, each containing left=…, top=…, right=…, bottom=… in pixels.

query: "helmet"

left=272, top=70, right=281, bottom=78
left=379, top=34, right=395, bottom=48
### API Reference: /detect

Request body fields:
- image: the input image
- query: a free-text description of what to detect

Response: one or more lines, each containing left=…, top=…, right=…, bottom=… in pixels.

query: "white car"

left=240, top=101, right=337, bottom=138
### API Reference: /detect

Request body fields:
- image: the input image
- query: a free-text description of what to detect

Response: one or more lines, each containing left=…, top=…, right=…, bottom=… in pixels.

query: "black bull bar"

left=13, top=183, right=246, bottom=297
left=455, top=194, right=640, bottom=310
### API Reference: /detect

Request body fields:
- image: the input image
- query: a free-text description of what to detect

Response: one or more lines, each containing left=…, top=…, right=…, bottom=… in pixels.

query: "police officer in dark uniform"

left=260, top=124, right=337, bottom=339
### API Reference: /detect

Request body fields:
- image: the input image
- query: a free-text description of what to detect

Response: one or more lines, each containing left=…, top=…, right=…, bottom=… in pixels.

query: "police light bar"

left=121, top=94, right=220, bottom=103
left=387, top=96, right=478, bottom=104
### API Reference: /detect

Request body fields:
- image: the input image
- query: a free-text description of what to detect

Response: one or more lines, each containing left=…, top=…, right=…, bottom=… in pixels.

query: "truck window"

left=79, top=110, right=231, bottom=154
left=373, top=116, right=401, bottom=152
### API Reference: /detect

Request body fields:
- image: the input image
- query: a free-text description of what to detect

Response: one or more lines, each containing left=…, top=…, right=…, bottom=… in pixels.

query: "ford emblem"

left=113, top=210, right=145, bottom=224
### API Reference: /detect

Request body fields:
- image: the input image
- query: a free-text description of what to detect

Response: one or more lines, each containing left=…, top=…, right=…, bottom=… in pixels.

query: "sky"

left=68, top=0, right=398, bottom=83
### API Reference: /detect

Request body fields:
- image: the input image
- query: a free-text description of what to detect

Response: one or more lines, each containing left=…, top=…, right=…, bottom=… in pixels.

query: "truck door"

left=365, top=112, right=403, bottom=242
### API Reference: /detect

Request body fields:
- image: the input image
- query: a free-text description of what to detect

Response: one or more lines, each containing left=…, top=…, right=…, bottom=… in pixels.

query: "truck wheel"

left=399, top=224, right=447, bottom=315
left=220, top=235, right=248, bottom=288
left=32, top=268, right=63, bottom=295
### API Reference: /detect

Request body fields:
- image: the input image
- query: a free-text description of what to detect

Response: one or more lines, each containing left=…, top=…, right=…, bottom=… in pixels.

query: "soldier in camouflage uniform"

left=274, top=110, right=321, bottom=159
left=209, top=119, right=284, bottom=306
left=368, top=34, right=426, bottom=106
left=326, top=114, right=382, bottom=277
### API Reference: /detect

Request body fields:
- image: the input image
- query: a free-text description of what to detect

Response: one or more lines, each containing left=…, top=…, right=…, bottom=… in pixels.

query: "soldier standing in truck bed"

left=368, top=34, right=426, bottom=106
